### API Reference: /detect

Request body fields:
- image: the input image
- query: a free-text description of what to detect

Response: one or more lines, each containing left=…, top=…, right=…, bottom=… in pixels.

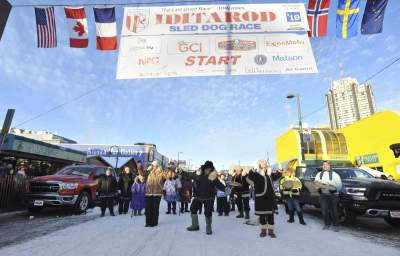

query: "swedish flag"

left=336, top=0, right=361, bottom=39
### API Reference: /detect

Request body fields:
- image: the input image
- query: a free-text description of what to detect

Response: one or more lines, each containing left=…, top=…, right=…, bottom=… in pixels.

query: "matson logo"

left=272, top=55, right=303, bottom=62
left=155, top=11, right=276, bottom=24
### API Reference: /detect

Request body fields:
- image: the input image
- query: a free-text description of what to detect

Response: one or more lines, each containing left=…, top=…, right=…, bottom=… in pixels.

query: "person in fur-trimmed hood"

left=182, top=161, right=225, bottom=235
left=246, top=160, right=277, bottom=238
left=145, top=161, right=166, bottom=227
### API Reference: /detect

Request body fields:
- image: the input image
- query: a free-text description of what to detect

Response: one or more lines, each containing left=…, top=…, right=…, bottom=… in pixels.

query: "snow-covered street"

left=1, top=205, right=399, bottom=256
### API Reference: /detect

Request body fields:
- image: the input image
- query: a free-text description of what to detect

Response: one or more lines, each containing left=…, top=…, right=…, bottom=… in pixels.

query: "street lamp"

left=286, top=93, right=306, bottom=165
left=177, top=152, right=183, bottom=170
left=109, top=145, right=120, bottom=172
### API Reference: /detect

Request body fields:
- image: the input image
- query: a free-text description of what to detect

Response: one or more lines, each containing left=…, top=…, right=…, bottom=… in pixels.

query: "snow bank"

left=1, top=205, right=398, bottom=256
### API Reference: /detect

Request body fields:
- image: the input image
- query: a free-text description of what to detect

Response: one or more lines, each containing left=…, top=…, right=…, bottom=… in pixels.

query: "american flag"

left=35, top=7, right=57, bottom=48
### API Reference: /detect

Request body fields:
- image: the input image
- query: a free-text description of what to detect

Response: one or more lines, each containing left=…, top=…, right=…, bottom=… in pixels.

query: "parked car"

left=25, top=165, right=117, bottom=213
left=298, top=167, right=400, bottom=227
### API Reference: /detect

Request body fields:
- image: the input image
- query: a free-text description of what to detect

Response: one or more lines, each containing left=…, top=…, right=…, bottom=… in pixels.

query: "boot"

left=134, top=210, right=138, bottom=216
left=298, top=212, right=306, bottom=225
left=236, top=211, right=244, bottom=218
left=206, top=216, right=212, bottom=235
left=268, top=227, right=276, bottom=238
left=138, top=210, right=142, bottom=216
left=259, top=225, right=267, bottom=237
left=287, top=211, right=295, bottom=223
left=245, top=211, right=250, bottom=220
left=187, top=214, right=200, bottom=231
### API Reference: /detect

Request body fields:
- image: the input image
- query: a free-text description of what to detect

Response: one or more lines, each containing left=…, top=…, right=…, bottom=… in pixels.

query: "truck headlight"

left=60, top=183, right=78, bottom=190
left=345, top=187, right=366, bottom=197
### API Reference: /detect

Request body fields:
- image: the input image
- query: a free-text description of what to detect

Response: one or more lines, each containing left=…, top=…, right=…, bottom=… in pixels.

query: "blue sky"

left=1, top=0, right=400, bottom=169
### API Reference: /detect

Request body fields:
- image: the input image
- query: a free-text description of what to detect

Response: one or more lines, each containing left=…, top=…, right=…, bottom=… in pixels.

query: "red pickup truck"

left=25, top=165, right=117, bottom=213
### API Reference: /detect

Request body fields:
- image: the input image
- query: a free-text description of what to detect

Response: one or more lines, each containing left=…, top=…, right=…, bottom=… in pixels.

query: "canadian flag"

left=64, top=7, right=88, bottom=48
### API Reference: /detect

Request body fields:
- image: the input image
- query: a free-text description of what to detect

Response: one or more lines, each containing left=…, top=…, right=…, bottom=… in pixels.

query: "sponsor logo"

left=138, top=57, right=160, bottom=66
left=218, top=39, right=256, bottom=51
left=126, top=9, right=149, bottom=33
left=254, top=54, right=267, bottom=65
left=265, top=39, right=305, bottom=48
left=177, top=41, right=203, bottom=53
left=286, top=12, right=301, bottom=22
left=272, top=55, right=303, bottom=62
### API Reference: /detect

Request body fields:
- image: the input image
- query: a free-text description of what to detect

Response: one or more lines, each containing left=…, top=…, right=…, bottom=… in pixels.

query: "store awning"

left=0, top=134, right=86, bottom=163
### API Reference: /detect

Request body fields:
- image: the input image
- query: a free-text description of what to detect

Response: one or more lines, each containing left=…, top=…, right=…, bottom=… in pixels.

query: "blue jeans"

left=287, top=198, right=302, bottom=213
left=319, top=194, right=339, bottom=226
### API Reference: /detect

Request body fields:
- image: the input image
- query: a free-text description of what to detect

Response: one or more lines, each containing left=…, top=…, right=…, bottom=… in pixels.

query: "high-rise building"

left=326, top=77, right=376, bottom=129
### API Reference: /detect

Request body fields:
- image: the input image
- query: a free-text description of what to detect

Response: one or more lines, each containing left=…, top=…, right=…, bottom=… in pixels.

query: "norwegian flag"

left=64, top=6, right=88, bottom=48
left=307, top=0, right=331, bottom=37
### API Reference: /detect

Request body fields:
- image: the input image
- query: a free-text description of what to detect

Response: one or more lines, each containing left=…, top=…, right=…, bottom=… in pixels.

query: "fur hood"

left=208, top=170, right=218, bottom=181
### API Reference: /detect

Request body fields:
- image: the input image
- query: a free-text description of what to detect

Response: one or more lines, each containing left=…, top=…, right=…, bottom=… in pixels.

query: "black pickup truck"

left=298, top=167, right=400, bottom=227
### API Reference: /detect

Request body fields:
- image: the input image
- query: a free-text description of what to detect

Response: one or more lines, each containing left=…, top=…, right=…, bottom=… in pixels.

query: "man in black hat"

left=182, top=161, right=225, bottom=235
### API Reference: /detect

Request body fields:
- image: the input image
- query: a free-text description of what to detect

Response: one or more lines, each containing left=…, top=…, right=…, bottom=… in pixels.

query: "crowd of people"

left=93, top=159, right=347, bottom=238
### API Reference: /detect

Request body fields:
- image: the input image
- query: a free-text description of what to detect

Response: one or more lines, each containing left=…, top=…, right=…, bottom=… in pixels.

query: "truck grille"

left=379, top=191, right=400, bottom=200
left=29, top=181, right=60, bottom=193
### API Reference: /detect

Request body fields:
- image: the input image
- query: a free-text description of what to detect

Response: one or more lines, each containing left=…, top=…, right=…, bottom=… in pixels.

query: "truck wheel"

left=385, top=217, right=400, bottom=227
left=75, top=191, right=91, bottom=213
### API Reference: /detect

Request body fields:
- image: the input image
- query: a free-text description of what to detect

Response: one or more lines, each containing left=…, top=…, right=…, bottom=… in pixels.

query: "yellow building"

left=339, top=111, right=400, bottom=179
left=275, top=111, right=400, bottom=180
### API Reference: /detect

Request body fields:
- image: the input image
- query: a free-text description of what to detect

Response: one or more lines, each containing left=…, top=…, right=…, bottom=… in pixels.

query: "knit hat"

left=202, top=161, right=215, bottom=171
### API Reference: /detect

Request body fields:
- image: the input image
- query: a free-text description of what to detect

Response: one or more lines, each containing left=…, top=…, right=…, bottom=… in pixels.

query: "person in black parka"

left=183, top=161, right=225, bottom=235
left=97, top=168, right=118, bottom=217
left=232, top=167, right=251, bottom=219
left=246, top=160, right=277, bottom=238
left=118, top=166, right=135, bottom=215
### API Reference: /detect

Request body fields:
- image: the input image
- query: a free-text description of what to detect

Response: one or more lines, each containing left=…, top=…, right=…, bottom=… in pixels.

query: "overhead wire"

left=302, top=55, right=400, bottom=120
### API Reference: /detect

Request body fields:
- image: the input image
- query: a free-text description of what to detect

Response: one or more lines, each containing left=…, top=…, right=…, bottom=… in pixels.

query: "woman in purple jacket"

left=131, top=175, right=146, bottom=216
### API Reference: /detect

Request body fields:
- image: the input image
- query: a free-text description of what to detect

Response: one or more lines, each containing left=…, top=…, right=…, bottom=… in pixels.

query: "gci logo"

left=178, top=41, right=202, bottom=53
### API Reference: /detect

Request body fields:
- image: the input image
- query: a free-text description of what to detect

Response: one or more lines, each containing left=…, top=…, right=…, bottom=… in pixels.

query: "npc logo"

left=126, top=8, right=149, bottom=33
left=254, top=54, right=267, bottom=65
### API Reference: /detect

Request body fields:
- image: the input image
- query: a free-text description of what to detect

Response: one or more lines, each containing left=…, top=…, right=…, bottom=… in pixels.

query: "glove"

left=329, top=189, right=337, bottom=194
left=95, top=192, right=99, bottom=196
left=292, top=189, right=299, bottom=194
left=118, top=190, right=121, bottom=194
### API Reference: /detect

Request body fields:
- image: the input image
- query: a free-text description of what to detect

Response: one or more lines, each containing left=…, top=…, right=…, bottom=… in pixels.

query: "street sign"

left=0, top=109, right=15, bottom=148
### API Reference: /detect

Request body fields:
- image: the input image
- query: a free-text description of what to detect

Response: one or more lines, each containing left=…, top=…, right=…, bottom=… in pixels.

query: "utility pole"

left=287, top=94, right=305, bottom=165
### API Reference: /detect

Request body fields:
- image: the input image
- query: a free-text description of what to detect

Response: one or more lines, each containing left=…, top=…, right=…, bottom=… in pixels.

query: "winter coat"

left=131, top=177, right=146, bottom=211
left=279, top=175, right=302, bottom=199
left=180, top=177, right=193, bottom=202
left=118, top=172, right=135, bottom=198
left=232, top=174, right=250, bottom=197
left=246, top=170, right=275, bottom=215
left=97, top=175, right=118, bottom=197
left=183, top=170, right=225, bottom=201
left=163, top=178, right=182, bottom=202
left=145, top=167, right=166, bottom=196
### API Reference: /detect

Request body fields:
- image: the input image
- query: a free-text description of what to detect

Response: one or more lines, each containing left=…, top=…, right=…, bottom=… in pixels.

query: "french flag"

left=93, top=7, right=117, bottom=50
left=64, top=7, right=88, bottom=48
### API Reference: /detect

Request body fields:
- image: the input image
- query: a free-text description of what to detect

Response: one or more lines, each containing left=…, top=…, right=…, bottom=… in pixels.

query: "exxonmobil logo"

left=155, top=11, right=277, bottom=25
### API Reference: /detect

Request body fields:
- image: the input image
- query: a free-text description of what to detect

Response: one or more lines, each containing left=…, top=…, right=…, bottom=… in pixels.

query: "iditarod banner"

left=120, top=3, right=309, bottom=36
left=116, top=4, right=317, bottom=79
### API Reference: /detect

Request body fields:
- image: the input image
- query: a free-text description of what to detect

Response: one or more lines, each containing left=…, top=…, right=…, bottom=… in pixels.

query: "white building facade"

left=326, top=77, right=376, bottom=129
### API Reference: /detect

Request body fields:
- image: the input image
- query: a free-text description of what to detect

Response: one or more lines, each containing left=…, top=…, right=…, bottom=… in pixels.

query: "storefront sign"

left=121, top=4, right=309, bottom=36
left=1, top=135, right=86, bottom=162
left=356, top=153, right=380, bottom=165
left=117, top=33, right=317, bottom=79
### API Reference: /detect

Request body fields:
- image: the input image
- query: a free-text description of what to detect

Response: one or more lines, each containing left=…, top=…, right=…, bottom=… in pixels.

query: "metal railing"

left=0, top=175, right=29, bottom=211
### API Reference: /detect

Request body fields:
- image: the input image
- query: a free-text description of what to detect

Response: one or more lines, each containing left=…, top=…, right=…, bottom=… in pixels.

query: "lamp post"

left=287, top=93, right=305, bottom=165
left=109, top=145, right=120, bottom=172
left=188, top=159, right=192, bottom=171
left=177, top=152, right=183, bottom=169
